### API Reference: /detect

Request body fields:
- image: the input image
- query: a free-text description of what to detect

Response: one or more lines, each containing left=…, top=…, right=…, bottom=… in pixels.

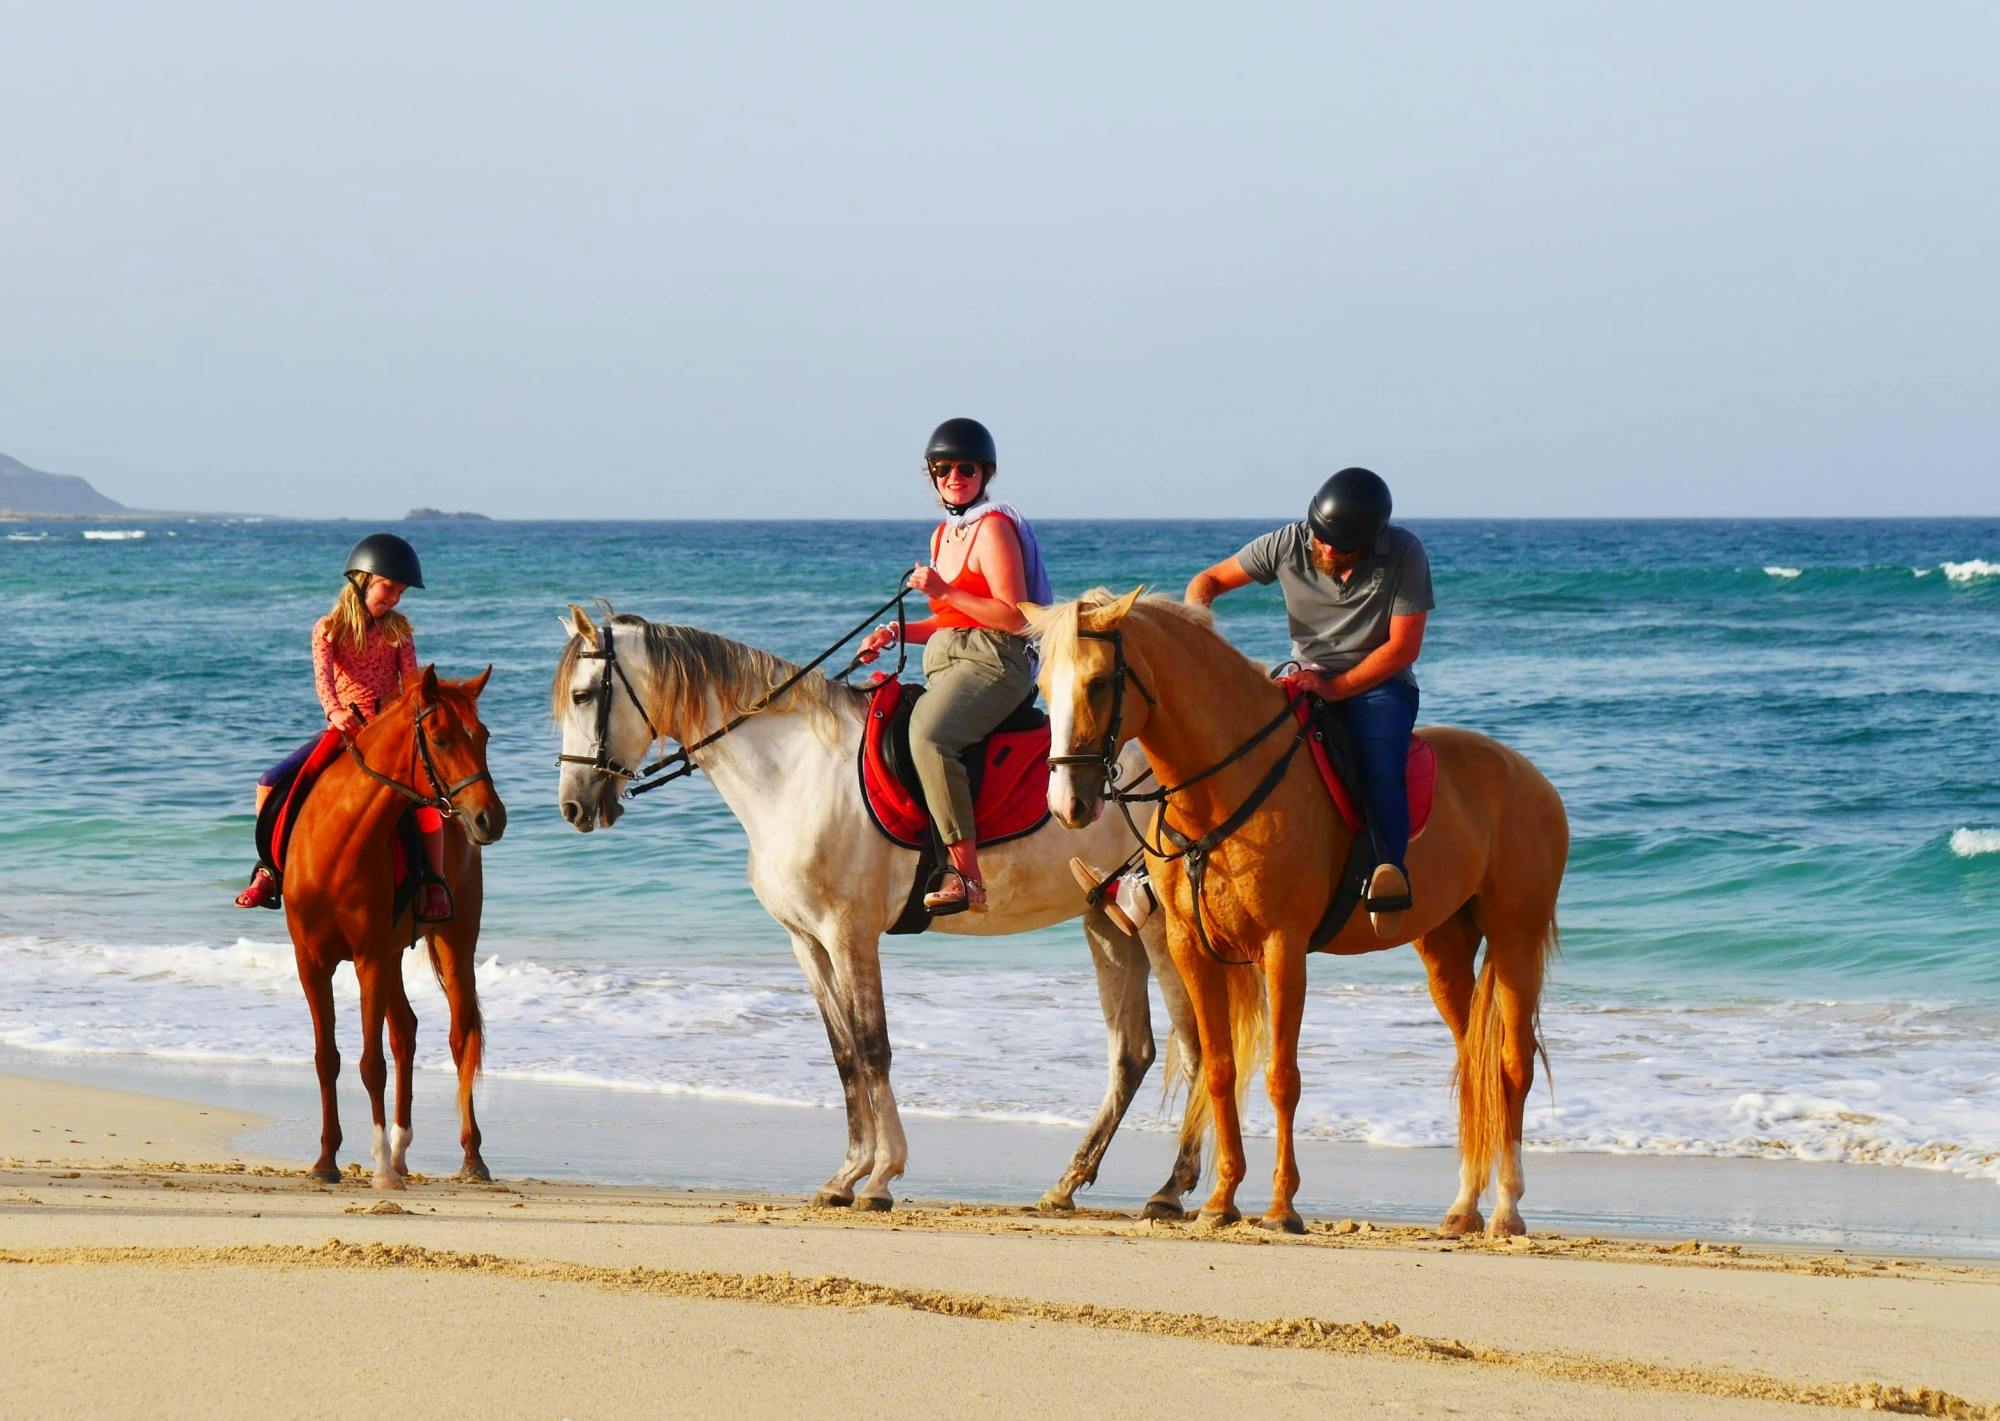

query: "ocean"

left=2, top=516, right=1997, bottom=1194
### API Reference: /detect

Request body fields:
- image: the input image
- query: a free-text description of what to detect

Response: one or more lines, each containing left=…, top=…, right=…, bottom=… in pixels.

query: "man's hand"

left=1185, top=555, right=1253, bottom=607
left=1293, top=669, right=1350, bottom=701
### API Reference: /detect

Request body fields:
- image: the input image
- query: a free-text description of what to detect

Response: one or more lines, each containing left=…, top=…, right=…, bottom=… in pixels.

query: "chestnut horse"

left=283, top=666, right=507, bottom=1187
left=1029, top=589, right=1567, bottom=1236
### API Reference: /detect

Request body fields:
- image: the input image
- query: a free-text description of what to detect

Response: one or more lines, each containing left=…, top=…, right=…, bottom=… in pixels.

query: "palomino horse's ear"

left=465, top=664, right=493, bottom=699
left=567, top=603, right=598, bottom=646
left=1082, top=586, right=1146, bottom=630
left=421, top=664, right=440, bottom=701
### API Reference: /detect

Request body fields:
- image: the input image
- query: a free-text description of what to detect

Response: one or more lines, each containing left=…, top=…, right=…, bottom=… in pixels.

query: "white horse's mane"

left=553, top=607, right=865, bottom=743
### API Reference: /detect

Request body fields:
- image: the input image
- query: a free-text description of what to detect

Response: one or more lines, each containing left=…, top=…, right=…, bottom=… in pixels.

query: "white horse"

left=552, top=603, right=1220, bottom=1213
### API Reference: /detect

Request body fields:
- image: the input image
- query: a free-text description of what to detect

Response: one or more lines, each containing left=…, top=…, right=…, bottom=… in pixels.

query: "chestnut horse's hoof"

left=1439, top=1210, right=1485, bottom=1236
left=1198, top=1206, right=1242, bottom=1229
left=1259, top=1211, right=1307, bottom=1235
left=851, top=1193, right=893, bottom=1212
left=1034, top=1191, right=1076, bottom=1215
left=307, top=1162, right=341, bottom=1185
left=1140, top=1198, right=1185, bottom=1222
left=808, top=1189, right=852, bottom=1209
left=458, top=1161, right=492, bottom=1183
left=1487, top=1211, right=1527, bottom=1238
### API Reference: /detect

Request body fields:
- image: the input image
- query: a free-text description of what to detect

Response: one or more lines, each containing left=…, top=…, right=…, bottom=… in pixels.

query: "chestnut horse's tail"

left=426, top=939, right=485, bottom=1084
left=1456, top=913, right=1560, bottom=1193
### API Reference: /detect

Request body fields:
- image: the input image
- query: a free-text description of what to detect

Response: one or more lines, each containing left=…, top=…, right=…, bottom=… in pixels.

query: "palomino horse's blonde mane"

left=1024, top=588, right=1268, bottom=679
left=551, top=605, right=863, bottom=745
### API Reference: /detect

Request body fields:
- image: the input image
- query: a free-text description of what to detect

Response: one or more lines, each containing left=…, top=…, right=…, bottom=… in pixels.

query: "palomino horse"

left=284, top=667, right=506, bottom=1186
left=1030, top=589, right=1567, bottom=1236
left=552, top=604, right=1240, bottom=1214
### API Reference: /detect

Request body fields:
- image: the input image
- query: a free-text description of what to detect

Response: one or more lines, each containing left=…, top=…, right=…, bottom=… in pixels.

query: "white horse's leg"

left=789, top=930, right=876, bottom=1206
left=1139, top=916, right=1208, bottom=1220
left=826, top=933, right=905, bottom=1210
left=1039, top=910, right=1157, bottom=1213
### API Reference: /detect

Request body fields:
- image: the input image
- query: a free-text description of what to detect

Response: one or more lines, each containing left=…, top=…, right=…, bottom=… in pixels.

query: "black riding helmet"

left=923, top=417, right=997, bottom=474
left=344, top=532, right=426, bottom=589
left=1307, top=468, right=1393, bottom=553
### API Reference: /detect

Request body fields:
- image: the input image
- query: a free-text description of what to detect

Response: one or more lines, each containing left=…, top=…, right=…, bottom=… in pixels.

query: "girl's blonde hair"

left=325, top=574, right=414, bottom=655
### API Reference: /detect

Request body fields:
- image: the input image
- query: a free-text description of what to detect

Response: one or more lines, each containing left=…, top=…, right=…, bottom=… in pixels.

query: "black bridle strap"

left=621, top=584, right=912, bottom=799
left=345, top=704, right=490, bottom=820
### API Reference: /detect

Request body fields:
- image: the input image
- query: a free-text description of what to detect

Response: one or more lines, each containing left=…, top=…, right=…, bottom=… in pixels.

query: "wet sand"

left=3, top=1073, right=1998, bottom=1419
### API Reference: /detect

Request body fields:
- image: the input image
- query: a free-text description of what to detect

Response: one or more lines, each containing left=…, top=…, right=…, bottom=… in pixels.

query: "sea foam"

left=1762, top=566, right=1802, bottom=579
left=1950, top=828, right=2000, bottom=859
left=1941, top=560, right=1999, bottom=583
left=82, top=529, right=146, bottom=541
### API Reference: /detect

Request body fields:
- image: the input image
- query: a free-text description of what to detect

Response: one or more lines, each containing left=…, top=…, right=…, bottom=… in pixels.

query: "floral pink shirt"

left=313, top=617, right=419, bottom=722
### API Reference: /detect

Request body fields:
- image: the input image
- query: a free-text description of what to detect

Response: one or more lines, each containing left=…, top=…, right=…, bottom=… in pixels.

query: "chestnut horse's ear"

left=421, top=664, right=440, bottom=701
left=567, top=604, right=598, bottom=646
left=465, top=664, right=493, bottom=699
left=1082, top=586, right=1146, bottom=631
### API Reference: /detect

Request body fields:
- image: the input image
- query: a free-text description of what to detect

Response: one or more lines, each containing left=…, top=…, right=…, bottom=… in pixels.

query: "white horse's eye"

left=571, top=689, right=593, bottom=705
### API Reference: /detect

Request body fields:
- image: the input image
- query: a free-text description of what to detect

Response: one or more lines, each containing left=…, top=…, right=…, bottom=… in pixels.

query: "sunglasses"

left=927, top=460, right=987, bottom=481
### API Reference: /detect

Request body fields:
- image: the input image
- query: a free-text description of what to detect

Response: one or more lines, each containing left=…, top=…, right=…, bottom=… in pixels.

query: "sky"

left=2, top=1, right=1994, bottom=519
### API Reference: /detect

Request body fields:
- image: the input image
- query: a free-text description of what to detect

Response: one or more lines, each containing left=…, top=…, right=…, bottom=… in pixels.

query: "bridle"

left=345, top=700, right=494, bottom=822
left=557, top=586, right=912, bottom=802
left=555, top=623, right=663, bottom=782
left=1046, top=623, right=1307, bottom=967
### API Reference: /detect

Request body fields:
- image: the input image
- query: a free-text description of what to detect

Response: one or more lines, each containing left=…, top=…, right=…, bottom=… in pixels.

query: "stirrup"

left=1366, top=864, right=1411, bottom=939
left=415, top=877, right=456, bottom=924
left=1070, top=858, right=1151, bottom=936
left=923, top=867, right=987, bottom=917
left=234, top=865, right=282, bottom=911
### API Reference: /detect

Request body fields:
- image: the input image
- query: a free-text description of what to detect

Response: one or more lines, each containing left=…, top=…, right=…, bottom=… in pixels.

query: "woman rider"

left=856, top=418, right=1055, bottom=914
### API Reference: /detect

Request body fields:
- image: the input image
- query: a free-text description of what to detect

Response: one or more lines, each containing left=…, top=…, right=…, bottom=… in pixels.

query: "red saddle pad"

left=1286, top=692, right=1437, bottom=840
left=859, top=679, right=1053, bottom=849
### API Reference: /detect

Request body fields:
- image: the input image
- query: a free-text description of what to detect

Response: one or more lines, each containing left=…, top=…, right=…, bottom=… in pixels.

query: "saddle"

left=255, top=729, right=423, bottom=921
left=1275, top=680, right=1439, bottom=949
left=858, top=678, right=1053, bottom=933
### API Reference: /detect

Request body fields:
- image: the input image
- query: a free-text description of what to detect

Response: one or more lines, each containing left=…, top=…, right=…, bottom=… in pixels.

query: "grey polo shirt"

left=1234, top=522, right=1434, bottom=686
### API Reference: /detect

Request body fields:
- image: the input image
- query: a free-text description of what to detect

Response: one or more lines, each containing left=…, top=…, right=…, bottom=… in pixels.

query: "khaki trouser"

left=911, top=627, right=1035, bottom=845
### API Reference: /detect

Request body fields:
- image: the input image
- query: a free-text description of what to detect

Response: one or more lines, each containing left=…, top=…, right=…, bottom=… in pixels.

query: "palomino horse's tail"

left=1456, top=913, right=1560, bottom=1193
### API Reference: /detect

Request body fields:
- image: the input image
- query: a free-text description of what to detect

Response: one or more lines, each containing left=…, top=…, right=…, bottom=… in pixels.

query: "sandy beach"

left=4, top=1072, right=1996, bottom=1420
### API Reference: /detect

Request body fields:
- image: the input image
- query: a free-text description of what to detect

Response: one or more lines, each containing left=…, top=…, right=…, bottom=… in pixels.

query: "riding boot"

left=416, top=822, right=454, bottom=923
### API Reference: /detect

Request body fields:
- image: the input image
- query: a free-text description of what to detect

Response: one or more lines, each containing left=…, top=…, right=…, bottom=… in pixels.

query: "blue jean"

left=1329, top=678, right=1419, bottom=872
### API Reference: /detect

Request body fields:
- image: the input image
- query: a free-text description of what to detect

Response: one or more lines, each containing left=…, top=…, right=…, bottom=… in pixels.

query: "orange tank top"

left=928, top=519, right=998, bottom=630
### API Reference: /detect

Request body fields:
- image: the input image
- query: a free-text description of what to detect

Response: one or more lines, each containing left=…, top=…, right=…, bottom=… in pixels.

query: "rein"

left=561, top=585, right=912, bottom=801
left=1050, top=626, right=1306, bottom=967
left=345, top=702, right=493, bottom=821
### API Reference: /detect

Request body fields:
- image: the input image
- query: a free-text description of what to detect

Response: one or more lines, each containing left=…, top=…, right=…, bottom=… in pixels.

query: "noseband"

left=346, top=701, right=494, bottom=822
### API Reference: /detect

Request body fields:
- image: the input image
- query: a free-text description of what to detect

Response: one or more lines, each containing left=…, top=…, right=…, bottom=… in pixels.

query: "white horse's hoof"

left=1035, top=1191, right=1075, bottom=1215
left=372, top=1171, right=405, bottom=1192
left=851, top=1194, right=893, bottom=1212
left=809, top=1189, right=852, bottom=1209
left=1140, top=1198, right=1185, bottom=1222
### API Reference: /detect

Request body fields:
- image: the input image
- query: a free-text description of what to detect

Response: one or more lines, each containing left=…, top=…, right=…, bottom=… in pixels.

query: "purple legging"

left=259, top=734, right=323, bottom=788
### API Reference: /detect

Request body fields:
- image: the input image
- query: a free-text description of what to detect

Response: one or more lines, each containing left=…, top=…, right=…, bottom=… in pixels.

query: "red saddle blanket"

left=859, top=679, right=1053, bottom=849
left=259, top=729, right=415, bottom=886
left=1286, top=692, right=1438, bottom=840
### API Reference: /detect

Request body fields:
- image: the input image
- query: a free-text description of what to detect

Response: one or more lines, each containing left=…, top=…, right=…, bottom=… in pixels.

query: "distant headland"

left=0, top=451, right=129, bottom=517
left=405, top=508, right=492, bottom=521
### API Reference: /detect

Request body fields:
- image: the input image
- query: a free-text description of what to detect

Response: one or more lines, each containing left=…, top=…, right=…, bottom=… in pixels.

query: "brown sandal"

left=923, top=868, right=988, bottom=917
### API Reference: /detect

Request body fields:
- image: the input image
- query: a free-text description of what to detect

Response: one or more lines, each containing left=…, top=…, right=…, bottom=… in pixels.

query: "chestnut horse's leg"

left=427, top=859, right=490, bottom=1181
left=385, top=966, right=418, bottom=1179
left=353, top=953, right=402, bottom=1191
left=789, top=930, right=873, bottom=1208
left=299, top=954, right=344, bottom=1184
left=1038, top=909, right=1159, bottom=1214
left=1416, top=903, right=1486, bottom=1235
left=1259, top=937, right=1308, bottom=1234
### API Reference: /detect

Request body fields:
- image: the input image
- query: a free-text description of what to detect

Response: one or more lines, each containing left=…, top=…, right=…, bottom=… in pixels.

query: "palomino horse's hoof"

left=1198, top=1206, right=1242, bottom=1229
left=808, top=1189, right=852, bottom=1209
left=1487, top=1213, right=1527, bottom=1238
left=1139, top=1198, right=1185, bottom=1222
left=1034, top=1191, right=1076, bottom=1216
left=851, top=1194, right=894, bottom=1212
left=1259, top=1211, right=1307, bottom=1235
left=1439, top=1210, right=1485, bottom=1236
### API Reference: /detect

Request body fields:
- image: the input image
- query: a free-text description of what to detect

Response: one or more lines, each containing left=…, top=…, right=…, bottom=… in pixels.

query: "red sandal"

left=234, top=865, right=281, bottom=911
